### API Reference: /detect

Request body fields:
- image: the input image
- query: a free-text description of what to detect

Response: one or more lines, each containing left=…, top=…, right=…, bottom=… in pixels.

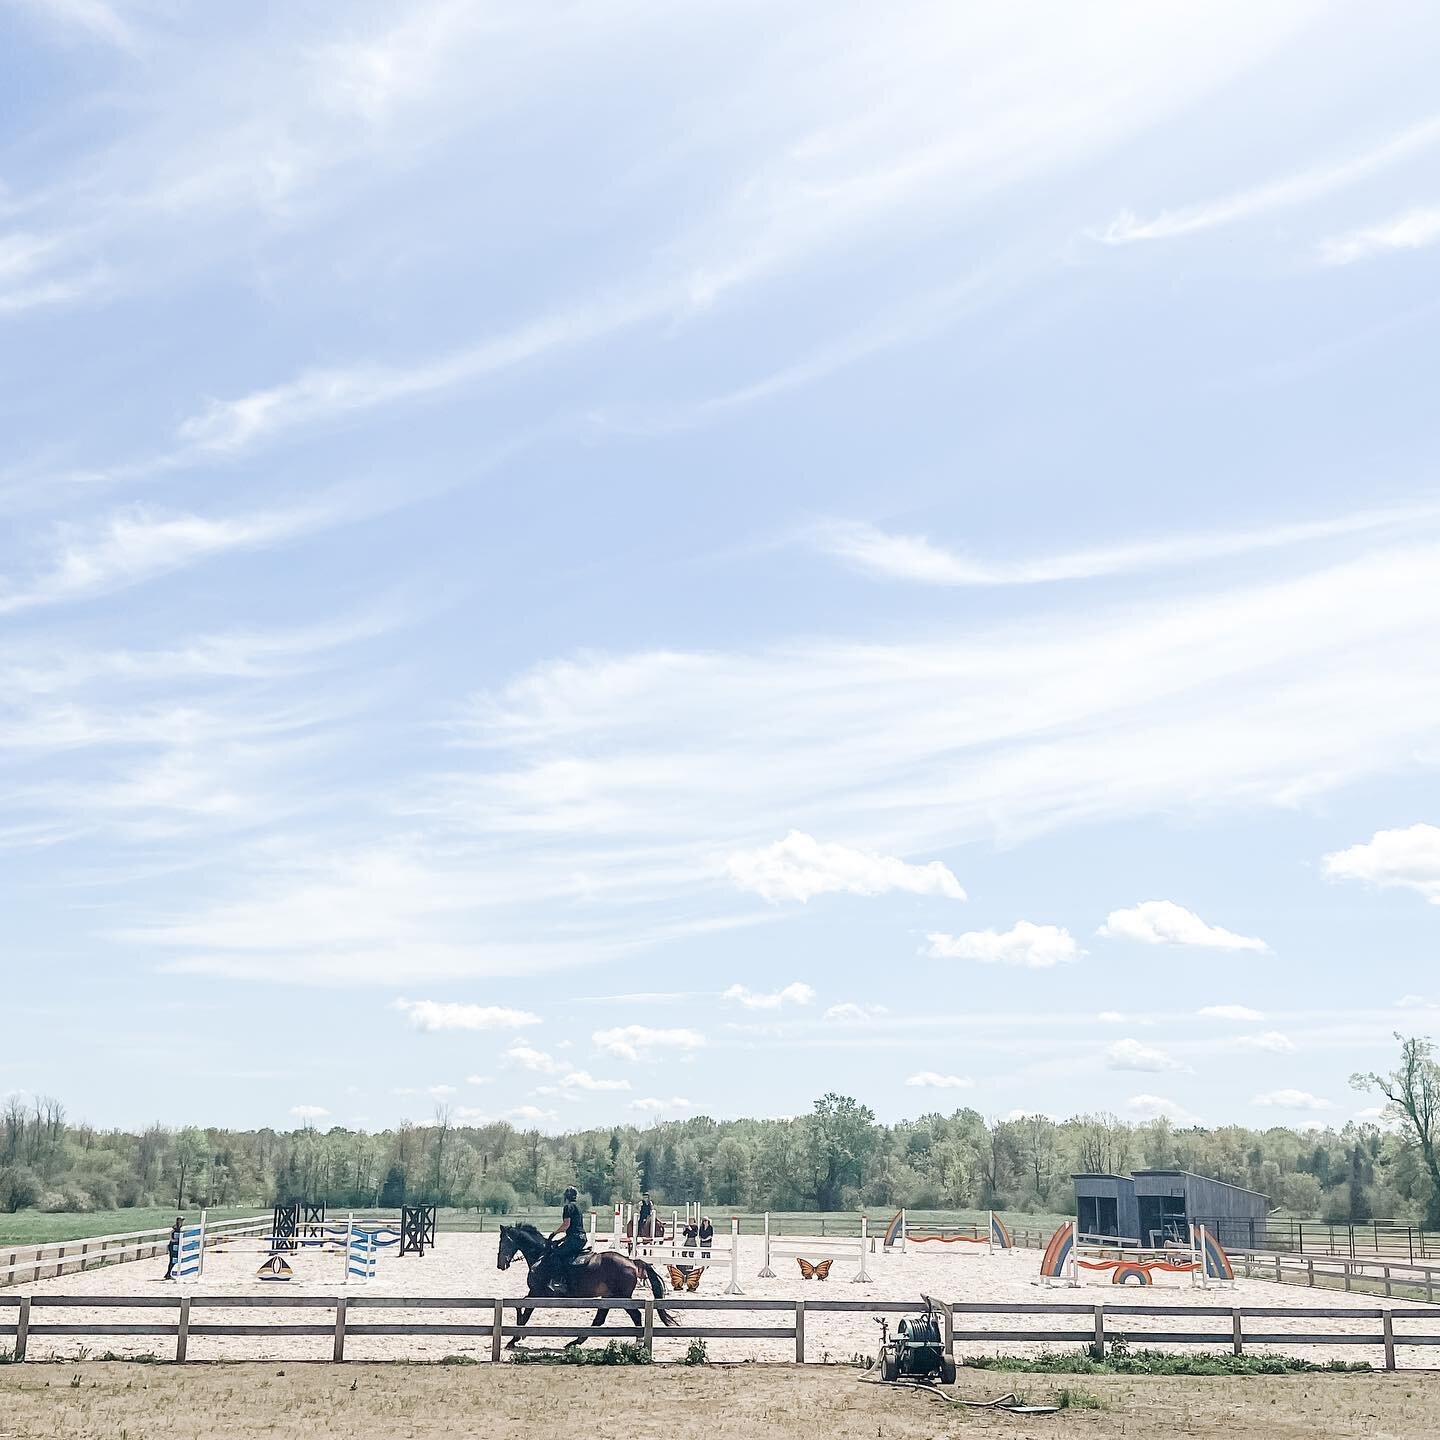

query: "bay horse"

left=496, top=1223, right=679, bottom=1347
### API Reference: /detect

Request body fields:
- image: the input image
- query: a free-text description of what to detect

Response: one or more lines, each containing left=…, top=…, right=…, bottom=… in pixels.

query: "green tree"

left=804, top=1094, right=877, bottom=1209
left=172, top=1128, right=208, bottom=1209
left=1354, top=1035, right=1440, bottom=1227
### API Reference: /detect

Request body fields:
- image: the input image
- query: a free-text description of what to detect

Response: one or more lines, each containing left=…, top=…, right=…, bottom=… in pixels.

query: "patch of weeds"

left=684, top=1338, right=708, bottom=1366
left=438, top=1354, right=478, bottom=1366
left=963, top=1348, right=1373, bottom=1377
left=97, top=1352, right=162, bottom=1364
left=0, top=1347, right=14, bottom=1364
left=1055, top=1387, right=1105, bottom=1410
left=512, top=1341, right=652, bottom=1367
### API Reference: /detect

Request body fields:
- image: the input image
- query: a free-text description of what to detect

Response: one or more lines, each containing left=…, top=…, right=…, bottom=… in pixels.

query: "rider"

left=637, top=1193, right=655, bottom=1241
left=539, top=1186, right=588, bottom=1296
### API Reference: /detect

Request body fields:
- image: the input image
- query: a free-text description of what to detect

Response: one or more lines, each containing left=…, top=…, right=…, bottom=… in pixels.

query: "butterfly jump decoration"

left=796, top=1257, right=833, bottom=1280
left=666, top=1264, right=705, bottom=1291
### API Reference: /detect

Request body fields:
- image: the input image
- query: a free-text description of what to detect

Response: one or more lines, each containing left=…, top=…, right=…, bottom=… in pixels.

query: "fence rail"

left=2, top=1292, right=1438, bottom=1369
left=0, top=1217, right=270, bottom=1286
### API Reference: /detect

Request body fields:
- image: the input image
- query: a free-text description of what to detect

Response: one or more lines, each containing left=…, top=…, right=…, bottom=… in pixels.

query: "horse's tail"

left=639, top=1260, right=681, bottom=1327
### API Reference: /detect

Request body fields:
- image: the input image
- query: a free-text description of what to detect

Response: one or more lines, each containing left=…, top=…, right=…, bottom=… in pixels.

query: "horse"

left=496, top=1223, right=679, bottom=1347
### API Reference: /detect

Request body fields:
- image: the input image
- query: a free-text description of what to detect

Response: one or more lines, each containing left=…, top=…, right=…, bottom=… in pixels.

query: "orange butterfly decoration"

left=796, top=1258, right=833, bottom=1280
left=666, top=1265, right=704, bottom=1291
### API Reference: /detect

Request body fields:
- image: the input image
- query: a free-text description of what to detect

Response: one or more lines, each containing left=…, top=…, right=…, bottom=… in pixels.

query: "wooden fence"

left=3, top=1294, right=1440, bottom=1369
left=0, top=1217, right=271, bottom=1288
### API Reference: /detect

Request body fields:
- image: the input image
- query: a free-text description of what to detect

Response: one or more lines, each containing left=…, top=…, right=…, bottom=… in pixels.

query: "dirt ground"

left=1, top=1362, right=1436, bottom=1440
left=9, top=1231, right=1435, bottom=1367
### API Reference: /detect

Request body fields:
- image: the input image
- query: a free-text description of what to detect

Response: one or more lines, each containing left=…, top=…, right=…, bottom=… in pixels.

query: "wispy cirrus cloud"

left=815, top=503, right=1440, bottom=588
left=1092, top=114, right=1440, bottom=244
left=1318, top=206, right=1440, bottom=266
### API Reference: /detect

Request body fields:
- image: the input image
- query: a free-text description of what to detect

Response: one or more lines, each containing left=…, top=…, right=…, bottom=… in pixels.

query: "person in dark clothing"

left=637, top=1194, right=655, bottom=1241
left=164, top=1216, right=183, bottom=1281
left=681, top=1221, right=698, bottom=1258
left=537, top=1187, right=588, bottom=1296
left=698, top=1215, right=714, bottom=1259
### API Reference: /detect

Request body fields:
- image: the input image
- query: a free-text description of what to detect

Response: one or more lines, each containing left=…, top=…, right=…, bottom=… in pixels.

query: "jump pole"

left=757, top=1211, right=775, bottom=1278
left=725, top=1217, right=743, bottom=1295
left=853, top=1216, right=872, bottom=1284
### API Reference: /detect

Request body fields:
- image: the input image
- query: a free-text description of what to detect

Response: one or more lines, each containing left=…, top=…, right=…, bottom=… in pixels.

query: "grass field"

left=0, top=1207, right=265, bottom=1248
left=0, top=1362, right=1431, bottom=1438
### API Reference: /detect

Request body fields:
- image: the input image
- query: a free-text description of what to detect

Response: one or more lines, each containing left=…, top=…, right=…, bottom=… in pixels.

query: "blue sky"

left=4, top=0, right=1440, bottom=1135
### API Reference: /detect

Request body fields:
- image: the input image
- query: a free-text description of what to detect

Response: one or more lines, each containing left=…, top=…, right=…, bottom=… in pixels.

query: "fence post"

left=1274, top=1254, right=1281, bottom=1284
left=333, top=1297, right=347, bottom=1363
left=1306, top=1258, right=1314, bottom=1288
left=1383, top=1309, right=1396, bottom=1371
left=794, top=1299, right=805, bottom=1363
left=642, top=1298, right=654, bottom=1356
left=15, top=1296, right=30, bottom=1362
left=1092, top=1303, right=1104, bottom=1360
left=1344, top=1263, right=1352, bottom=1293
left=32, top=1247, right=42, bottom=1284
left=175, top=1295, right=191, bottom=1362
left=1384, top=1266, right=1393, bottom=1298
left=943, top=1301, right=954, bottom=1364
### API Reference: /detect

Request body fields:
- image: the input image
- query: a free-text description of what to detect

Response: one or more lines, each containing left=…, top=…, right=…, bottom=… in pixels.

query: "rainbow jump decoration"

left=1039, top=1220, right=1235, bottom=1288
left=884, top=1210, right=1013, bottom=1254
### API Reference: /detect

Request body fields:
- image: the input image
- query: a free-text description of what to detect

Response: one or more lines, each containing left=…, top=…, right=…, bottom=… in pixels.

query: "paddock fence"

left=3, top=1293, right=1440, bottom=1369
left=0, top=1216, right=271, bottom=1289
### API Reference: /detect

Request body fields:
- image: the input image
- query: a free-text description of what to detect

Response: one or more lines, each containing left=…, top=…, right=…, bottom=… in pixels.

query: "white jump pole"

left=901, top=1208, right=908, bottom=1254
left=853, top=1216, right=873, bottom=1284
left=343, top=1212, right=353, bottom=1287
left=757, top=1211, right=775, bottom=1278
left=725, top=1217, right=743, bottom=1295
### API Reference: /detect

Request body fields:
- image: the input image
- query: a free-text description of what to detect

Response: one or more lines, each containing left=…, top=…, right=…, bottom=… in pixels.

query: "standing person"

left=536, top=1187, right=588, bottom=1296
left=637, top=1193, right=655, bottom=1243
left=698, top=1215, right=714, bottom=1259
left=163, top=1216, right=183, bottom=1281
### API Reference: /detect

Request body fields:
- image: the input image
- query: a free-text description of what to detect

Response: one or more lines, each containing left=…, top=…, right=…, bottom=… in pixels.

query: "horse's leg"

left=566, top=1306, right=605, bottom=1350
left=506, top=1302, right=532, bottom=1349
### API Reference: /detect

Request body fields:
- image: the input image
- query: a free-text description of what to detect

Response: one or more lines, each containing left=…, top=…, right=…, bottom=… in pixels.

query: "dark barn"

left=1073, top=1173, right=1139, bottom=1242
left=1074, top=1170, right=1268, bottom=1248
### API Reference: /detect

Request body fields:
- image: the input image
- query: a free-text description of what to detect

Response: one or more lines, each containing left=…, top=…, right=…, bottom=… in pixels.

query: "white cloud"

left=592, top=1026, right=706, bottom=1063
left=1398, top=994, right=1440, bottom=1009
left=816, top=504, right=1436, bottom=588
left=1093, top=116, right=1440, bottom=244
left=0, top=505, right=331, bottom=616
left=1324, top=824, right=1440, bottom=904
left=13, top=0, right=135, bottom=50
left=503, top=1045, right=563, bottom=1074
left=289, top=1104, right=329, bottom=1120
left=824, top=1002, right=888, bottom=1022
left=1354, top=1105, right=1390, bottom=1122
left=1198, top=1005, right=1264, bottom=1021
left=1319, top=206, right=1440, bottom=266
left=1099, top=900, right=1268, bottom=953
left=1232, top=1030, right=1295, bottom=1054
left=925, top=921, right=1079, bottom=969
left=427, top=1084, right=456, bottom=1097
left=465, top=1074, right=493, bottom=1086
left=545, top=1071, right=632, bottom=1093
left=394, top=999, right=542, bottom=1032
left=454, top=1106, right=491, bottom=1122
left=1097, top=1010, right=1126, bottom=1023
left=723, top=981, right=816, bottom=1010
left=723, top=830, right=964, bottom=904
left=1105, top=1038, right=1188, bottom=1073
left=1253, top=1089, right=1332, bottom=1111
left=506, top=1105, right=558, bottom=1125
left=1124, top=1094, right=1202, bottom=1125
left=629, top=1096, right=693, bottom=1114
left=904, top=1071, right=974, bottom=1089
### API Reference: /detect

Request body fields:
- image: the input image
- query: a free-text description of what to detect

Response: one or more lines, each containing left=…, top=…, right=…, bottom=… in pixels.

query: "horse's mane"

left=506, top=1221, right=547, bottom=1242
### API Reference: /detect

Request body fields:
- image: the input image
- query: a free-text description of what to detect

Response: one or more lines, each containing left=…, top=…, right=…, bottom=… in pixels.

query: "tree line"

left=4, top=1036, right=1437, bottom=1225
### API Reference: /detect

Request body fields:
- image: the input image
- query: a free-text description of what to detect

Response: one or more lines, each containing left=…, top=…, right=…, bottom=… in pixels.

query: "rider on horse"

left=536, top=1186, right=588, bottom=1296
